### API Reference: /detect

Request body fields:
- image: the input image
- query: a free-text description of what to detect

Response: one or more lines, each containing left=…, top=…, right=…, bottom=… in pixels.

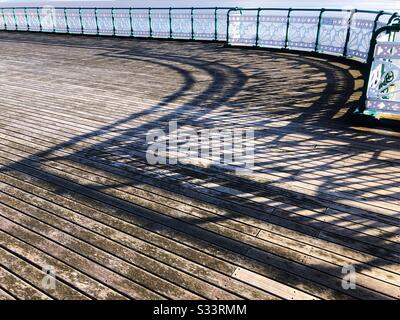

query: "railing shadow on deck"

left=0, top=33, right=399, bottom=299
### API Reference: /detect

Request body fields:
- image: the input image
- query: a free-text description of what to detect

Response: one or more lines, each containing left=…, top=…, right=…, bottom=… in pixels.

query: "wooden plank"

left=2, top=107, right=400, bottom=221
left=0, top=247, right=89, bottom=300
left=0, top=230, right=127, bottom=300
left=0, top=287, right=15, bottom=300
left=0, top=164, right=348, bottom=300
left=0, top=199, right=205, bottom=300
left=0, top=31, right=399, bottom=300
left=0, top=266, right=51, bottom=300
left=3, top=135, right=400, bottom=276
left=0, top=151, right=391, bottom=299
left=0, top=122, right=396, bottom=242
left=0, top=175, right=274, bottom=300
left=232, top=267, right=318, bottom=300
left=0, top=214, right=163, bottom=300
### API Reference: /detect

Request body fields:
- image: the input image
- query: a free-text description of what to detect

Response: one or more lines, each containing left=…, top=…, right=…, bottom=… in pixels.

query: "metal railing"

left=226, top=8, right=394, bottom=62
left=0, top=6, right=399, bottom=120
left=0, top=7, right=233, bottom=41
left=361, top=22, right=400, bottom=117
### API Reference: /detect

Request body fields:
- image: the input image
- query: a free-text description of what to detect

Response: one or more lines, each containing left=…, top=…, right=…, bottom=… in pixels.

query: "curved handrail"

left=225, top=8, right=395, bottom=61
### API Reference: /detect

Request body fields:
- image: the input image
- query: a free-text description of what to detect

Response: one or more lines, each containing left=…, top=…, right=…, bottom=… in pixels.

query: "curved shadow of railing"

left=0, top=6, right=399, bottom=120
left=0, top=31, right=399, bottom=298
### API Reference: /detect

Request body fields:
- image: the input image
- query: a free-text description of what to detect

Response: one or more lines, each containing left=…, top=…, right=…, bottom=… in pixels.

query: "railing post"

left=52, top=8, right=56, bottom=32
left=191, top=7, right=194, bottom=40
left=284, top=8, right=292, bottom=49
left=111, top=7, right=115, bottom=36
left=64, top=8, right=68, bottom=34
left=314, top=8, right=325, bottom=51
left=148, top=7, right=152, bottom=38
left=214, top=7, right=218, bottom=41
left=94, top=8, right=99, bottom=35
left=226, top=8, right=236, bottom=44
left=37, top=7, right=42, bottom=32
left=372, top=11, right=385, bottom=34
left=388, top=12, right=399, bottom=25
left=255, top=8, right=261, bottom=47
left=169, top=7, right=172, bottom=39
left=343, top=9, right=356, bottom=57
left=12, top=7, right=18, bottom=31
left=24, top=7, right=29, bottom=31
left=1, top=9, right=6, bottom=30
left=129, top=7, right=133, bottom=36
left=79, top=8, right=83, bottom=34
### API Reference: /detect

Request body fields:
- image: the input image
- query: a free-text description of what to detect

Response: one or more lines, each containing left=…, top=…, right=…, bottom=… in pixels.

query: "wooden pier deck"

left=0, top=31, right=399, bottom=300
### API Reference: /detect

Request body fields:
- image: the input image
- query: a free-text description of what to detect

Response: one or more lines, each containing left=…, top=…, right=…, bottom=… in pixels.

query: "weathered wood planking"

left=0, top=31, right=399, bottom=300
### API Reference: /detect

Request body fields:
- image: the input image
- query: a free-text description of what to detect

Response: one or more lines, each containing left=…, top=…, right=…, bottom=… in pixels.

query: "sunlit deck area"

left=0, top=31, right=399, bottom=299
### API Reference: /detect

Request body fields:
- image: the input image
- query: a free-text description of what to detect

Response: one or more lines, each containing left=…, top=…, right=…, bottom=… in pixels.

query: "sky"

left=0, top=1, right=398, bottom=11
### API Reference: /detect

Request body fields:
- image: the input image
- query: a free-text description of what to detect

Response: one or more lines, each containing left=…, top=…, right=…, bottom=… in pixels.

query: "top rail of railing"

left=0, top=6, right=398, bottom=119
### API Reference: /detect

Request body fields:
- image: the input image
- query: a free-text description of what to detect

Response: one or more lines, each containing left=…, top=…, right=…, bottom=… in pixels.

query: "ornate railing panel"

left=287, top=11, right=319, bottom=51
left=363, top=24, right=400, bottom=116
left=346, top=12, right=388, bottom=60
left=81, top=8, right=99, bottom=35
left=227, top=10, right=258, bottom=46
left=258, top=11, right=288, bottom=48
left=170, top=8, right=192, bottom=39
left=317, top=10, right=351, bottom=55
left=193, top=8, right=226, bottom=41
left=0, top=6, right=399, bottom=120
left=64, top=8, right=82, bottom=33
left=150, top=9, right=169, bottom=38
left=113, top=8, right=133, bottom=36
left=130, top=9, right=150, bottom=37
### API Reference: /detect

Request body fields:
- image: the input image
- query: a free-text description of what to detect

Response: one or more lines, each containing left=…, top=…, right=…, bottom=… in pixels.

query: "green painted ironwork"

left=284, top=8, right=292, bottom=49
left=64, top=8, right=68, bottom=33
left=95, top=8, right=99, bottom=35
left=169, top=7, right=172, bottom=39
left=388, top=12, right=399, bottom=24
left=111, top=8, right=116, bottom=35
left=79, top=8, right=83, bottom=34
left=129, top=7, right=133, bottom=36
left=52, top=8, right=56, bottom=32
left=0, top=7, right=396, bottom=60
left=2, top=9, right=7, bottom=31
left=12, top=8, right=17, bottom=31
left=343, top=9, right=357, bottom=57
left=191, top=7, right=194, bottom=40
left=314, top=8, right=325, bottom=51
left=214, top=7, right=218, bottom=41
left=37, top=7, right=42, bottom=32
left=359, top=23, right=400, bottom=113
left=225, top=8, right=237, bottom=43
left=372, top=11, right=385, bottom=34
left=148, top=8, right=152, bottom=38
left=255, top=8, right=261, bottom=47
left=24, top=7, right=29, bottom=31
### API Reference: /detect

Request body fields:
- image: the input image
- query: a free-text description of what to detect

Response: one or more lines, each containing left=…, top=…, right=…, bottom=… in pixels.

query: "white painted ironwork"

left=366, top=39, right=400, bottom=115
